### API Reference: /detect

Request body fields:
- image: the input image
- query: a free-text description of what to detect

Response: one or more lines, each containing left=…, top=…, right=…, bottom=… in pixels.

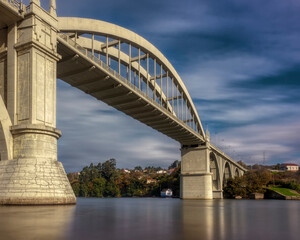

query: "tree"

left=71, top=182, right=80, bottom=196
left=168, top=160, right=180, bottom=169
left=105, top=182, right=120, bottom=197
left=237, top=160, right=247, bottom=169
left=223, top=170, right=272, bottom=198
left=223, top=177, right=247, bottom=198
left=134, top=166, right=143, bottom=171
left=145, top=166, right=162, bottom=172
left=68, top=159, right=183, bottom=198
left=102, top=158, right=118, bottom=181
left=79, top=183, right=89, bottom=197
left=252, top=164, right=261, bottom=170
left=274, top=163, right=281, bottom=170
left=92, top=177, right=106, bottom=197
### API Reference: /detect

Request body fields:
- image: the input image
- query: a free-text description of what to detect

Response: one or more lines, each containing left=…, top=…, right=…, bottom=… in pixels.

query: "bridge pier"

left=213, top=190, right=223, bottom=199
left=0, top=0, right=75, bottom=205
left=180, top=145, right=213, bottom=199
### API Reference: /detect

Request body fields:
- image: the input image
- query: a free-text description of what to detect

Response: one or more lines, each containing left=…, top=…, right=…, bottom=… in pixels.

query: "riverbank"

left=224, top=169, right=300, bottom=199
left=265, top=187, right=300, bottom=200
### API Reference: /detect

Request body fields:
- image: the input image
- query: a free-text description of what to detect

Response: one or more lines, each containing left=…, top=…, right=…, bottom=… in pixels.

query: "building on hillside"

left=156, top=170, right=167, bottom=174
left=121, top=169, right=131, bottom=173
left=167, top=168, right=175, bottom=175
left=146, top=179, right=158, bottom=184
left=280, top=163, right=299, bottom=172
left=161, top=188, right=173, bottom=197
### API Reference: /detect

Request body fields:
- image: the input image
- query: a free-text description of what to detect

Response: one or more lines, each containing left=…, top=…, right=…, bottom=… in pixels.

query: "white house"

left=280, top=163, right=299, bottom=172
left=161, top=188, right=173, bottom=197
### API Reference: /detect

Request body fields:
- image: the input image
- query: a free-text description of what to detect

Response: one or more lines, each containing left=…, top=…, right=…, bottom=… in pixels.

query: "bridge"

left=0, top=0, right=246, bottom=204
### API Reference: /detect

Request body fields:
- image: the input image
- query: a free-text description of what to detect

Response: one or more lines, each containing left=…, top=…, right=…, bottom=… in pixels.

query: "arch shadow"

left=209, top=152, right=220, bottom=191
left=223, top=161, right=232, bottom=187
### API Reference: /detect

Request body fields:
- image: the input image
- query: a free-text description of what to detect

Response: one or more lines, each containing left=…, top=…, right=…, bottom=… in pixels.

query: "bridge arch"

left=72, top=35, right=176, bottom=115
left=235, top=168, right=240, bottom=177
left=57, top=17, right=206, bottom=142
left=209, top=152, right=220, bottom=190
left=223, top=161, right=232, bottom=187
left=0, top=97, right=13, bottom=160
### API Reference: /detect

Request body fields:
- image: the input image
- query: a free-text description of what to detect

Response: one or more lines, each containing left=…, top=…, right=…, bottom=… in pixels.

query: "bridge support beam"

left=180, top=145, right=213, bottom=199
left=0, top=2, right=75, bottom=205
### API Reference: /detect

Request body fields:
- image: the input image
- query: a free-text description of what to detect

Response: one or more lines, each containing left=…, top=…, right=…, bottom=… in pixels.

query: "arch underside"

left=223, top=162, right=231, bottom=187
left=57, top=17, right=206, bottom=145
left=0, top=96, right=12, bottom=160
left=210, top=150, right=246, bottom=192
left=235, top=168, right=240, bottom=177
left=210, top=153, right=220, bottom=191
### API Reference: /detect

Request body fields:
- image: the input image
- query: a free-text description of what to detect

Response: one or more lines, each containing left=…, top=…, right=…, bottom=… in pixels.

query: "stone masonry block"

left=0, top=159, right=76, bottom=205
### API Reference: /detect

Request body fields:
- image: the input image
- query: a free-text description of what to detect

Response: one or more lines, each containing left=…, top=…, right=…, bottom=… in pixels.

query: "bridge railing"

left=59, top=33, right=163, bottom=104
left=5, top=0, right=26, bottom=12
left=58, top=33, right=201, bottom=137
left=7, top=0, right=20, bottom=9
left=57, top=28, right=205, bottom=133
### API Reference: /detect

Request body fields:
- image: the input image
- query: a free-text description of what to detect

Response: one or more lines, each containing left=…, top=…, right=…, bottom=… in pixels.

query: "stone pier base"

left=213, top=190, right=223, bottom=199
left=180, top=173, right=213, bottom=199
left=0, top=159, right=76, bottom=205
left=180, top=146, right=213, bottom=199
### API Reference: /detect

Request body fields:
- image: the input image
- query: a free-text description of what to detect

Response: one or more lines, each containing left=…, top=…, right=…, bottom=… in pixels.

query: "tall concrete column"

left=180, top=145, right=213, bottom=199
left=0, top=2, right=76, bottom=204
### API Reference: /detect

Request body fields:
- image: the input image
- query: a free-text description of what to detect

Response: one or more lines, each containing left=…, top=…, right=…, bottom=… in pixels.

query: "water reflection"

left=0, top=205, right=75, bottom=240
left=0, top=198, right=299, bottom=240
left=182, top=199, right=300, bottom=240
left=68, top=198, right=184, bottom=240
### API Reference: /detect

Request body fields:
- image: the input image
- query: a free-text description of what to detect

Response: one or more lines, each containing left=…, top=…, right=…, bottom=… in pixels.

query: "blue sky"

left=32, top=0, right=300, bottom=172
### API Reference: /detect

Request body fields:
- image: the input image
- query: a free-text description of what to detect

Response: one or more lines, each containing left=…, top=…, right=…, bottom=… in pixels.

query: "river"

left=0, top=198, right=299, bottom=240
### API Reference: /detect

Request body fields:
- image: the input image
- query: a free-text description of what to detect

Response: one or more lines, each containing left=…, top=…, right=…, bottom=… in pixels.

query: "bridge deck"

left=57, top=35, right=206, bottom=145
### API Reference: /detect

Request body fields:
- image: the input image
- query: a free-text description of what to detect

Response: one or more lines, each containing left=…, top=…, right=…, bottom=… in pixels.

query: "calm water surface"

left=0, top=198, right=299, bottom=240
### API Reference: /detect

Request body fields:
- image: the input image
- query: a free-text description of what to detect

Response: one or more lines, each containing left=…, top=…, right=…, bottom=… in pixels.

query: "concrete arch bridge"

left=0, top=0, right=246, bottom=204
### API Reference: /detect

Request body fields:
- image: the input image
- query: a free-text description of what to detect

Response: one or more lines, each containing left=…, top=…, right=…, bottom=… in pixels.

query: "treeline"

left=237, top=160, right=299, bottom=172
left=224, top=169, right=300, bottom=198
left=67, top=159, right=181, bottom=198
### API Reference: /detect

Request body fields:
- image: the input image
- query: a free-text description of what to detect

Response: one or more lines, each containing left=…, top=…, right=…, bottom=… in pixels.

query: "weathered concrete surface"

left=249, top=192, right=264, bottom=199
left=213, top=190, right=223, bottom=199
left=11, top=124, right=61, bottom=161
left=181, top=140, right=247, bottom=199
left=0, top=159, right=76, bottom=205
left=0, top=0, right=76, bottom=205
left=0, top=97, right=13, bottom=160
left=181, top=146, right=213, bottom=199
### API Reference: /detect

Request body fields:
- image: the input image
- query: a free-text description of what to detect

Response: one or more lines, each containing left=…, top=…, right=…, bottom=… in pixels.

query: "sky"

left=28, top=0, right=300, bottom=172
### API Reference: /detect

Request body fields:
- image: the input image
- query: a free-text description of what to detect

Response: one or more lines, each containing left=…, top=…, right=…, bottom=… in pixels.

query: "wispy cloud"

left=214, top=119, right=300, bottom=165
